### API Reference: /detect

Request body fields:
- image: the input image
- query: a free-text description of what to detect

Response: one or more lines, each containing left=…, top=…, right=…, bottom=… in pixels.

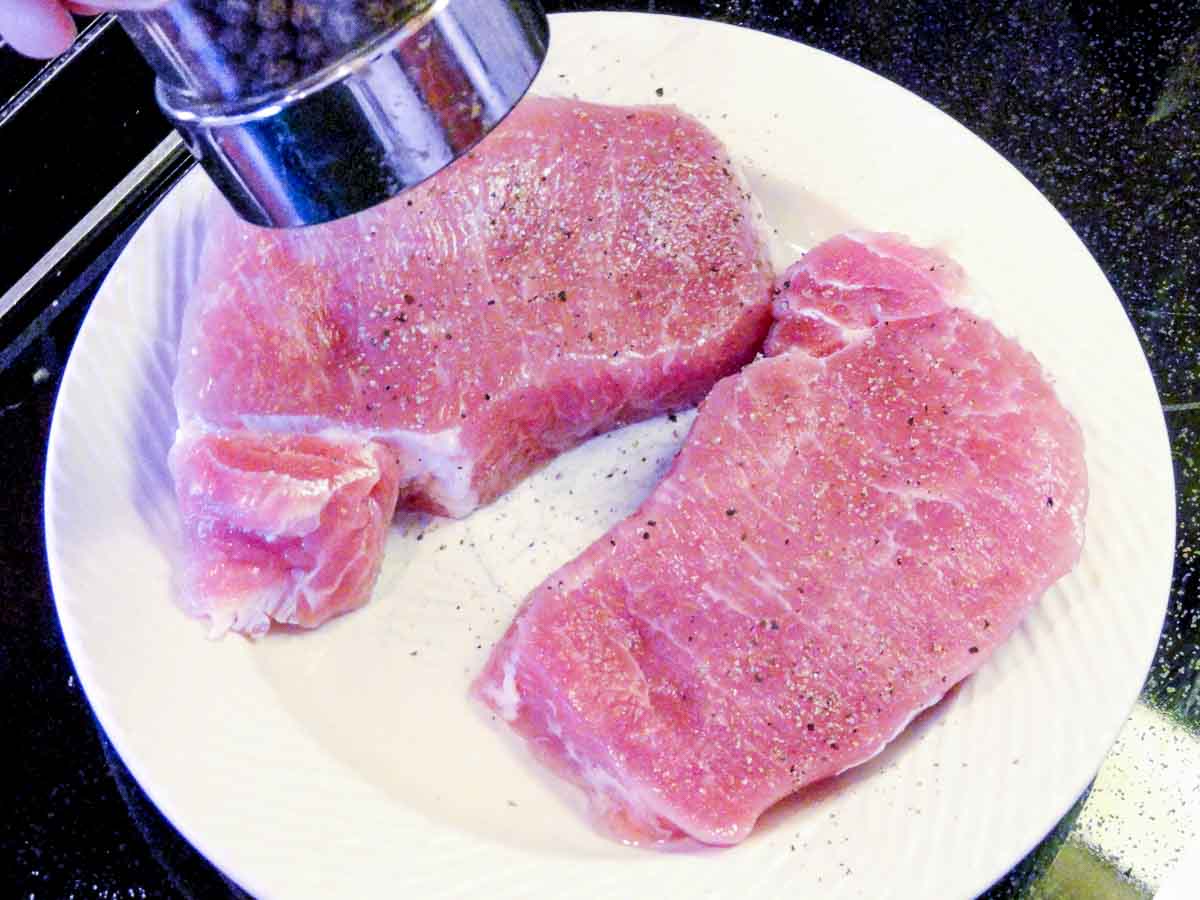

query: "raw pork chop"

left=171, top=97, right=774, bottom=635
left=169, top=433, right=401, bottom=635
left=475, top=232, right=1087, bottom=846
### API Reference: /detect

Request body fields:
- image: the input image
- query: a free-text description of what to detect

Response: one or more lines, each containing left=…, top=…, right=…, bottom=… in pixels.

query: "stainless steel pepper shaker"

left=118, top=0, right=549, bottom=228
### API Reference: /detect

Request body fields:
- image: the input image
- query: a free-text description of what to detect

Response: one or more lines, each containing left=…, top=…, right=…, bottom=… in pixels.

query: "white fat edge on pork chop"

left=490, top=637, right=682, bottom=843
left=229, top=414, right=479, bottom=517
left=173, top=418, right=407, bottom=637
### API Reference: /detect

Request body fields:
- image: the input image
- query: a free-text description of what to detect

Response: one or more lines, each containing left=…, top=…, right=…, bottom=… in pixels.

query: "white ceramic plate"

left=46, top=12, right=1174, bottom=899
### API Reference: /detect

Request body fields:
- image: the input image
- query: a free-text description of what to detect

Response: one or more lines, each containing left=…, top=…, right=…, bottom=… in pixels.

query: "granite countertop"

left=2, top=1, right=1197, bottom=897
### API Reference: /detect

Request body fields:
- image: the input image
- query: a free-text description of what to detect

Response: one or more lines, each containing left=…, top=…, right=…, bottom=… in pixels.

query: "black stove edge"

left=0, top=12, right=174, bottom=325
left=0, top=133, right=195, bottom=371
left=0, top=15, right=115, bottom=130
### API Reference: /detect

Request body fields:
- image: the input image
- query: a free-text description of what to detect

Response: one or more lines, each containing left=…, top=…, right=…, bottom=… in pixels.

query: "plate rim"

left=44, top=11, right=1176, bottom=899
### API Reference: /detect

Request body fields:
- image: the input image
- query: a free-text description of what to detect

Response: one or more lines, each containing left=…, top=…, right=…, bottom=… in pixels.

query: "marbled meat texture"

left=474, top=232, right=1087, bottom=846
left=170, top=96, right=774, bottom=635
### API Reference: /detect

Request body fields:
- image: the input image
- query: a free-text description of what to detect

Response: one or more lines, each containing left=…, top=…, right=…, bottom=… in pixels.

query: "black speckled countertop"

left=2, top=2, right=1197, bottom=897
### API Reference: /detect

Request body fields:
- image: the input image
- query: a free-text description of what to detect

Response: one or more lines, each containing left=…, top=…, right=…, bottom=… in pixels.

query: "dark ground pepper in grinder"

left=165, top=0, right=437, bottom=96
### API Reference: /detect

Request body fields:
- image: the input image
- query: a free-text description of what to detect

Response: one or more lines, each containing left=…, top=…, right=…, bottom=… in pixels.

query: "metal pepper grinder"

left=118, top=0, right=549, bottom=227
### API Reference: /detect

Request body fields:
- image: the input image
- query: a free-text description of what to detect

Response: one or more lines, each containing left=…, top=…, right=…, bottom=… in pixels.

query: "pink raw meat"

left=474, top=232, right=1087, bottom=846
left=169, top=432, right=401, bottom=636
left=172, top=96, right=774, bottom=635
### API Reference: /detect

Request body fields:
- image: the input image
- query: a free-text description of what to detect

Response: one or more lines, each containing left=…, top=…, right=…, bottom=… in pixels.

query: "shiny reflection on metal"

left=126, top=0, right=548, bottom=228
